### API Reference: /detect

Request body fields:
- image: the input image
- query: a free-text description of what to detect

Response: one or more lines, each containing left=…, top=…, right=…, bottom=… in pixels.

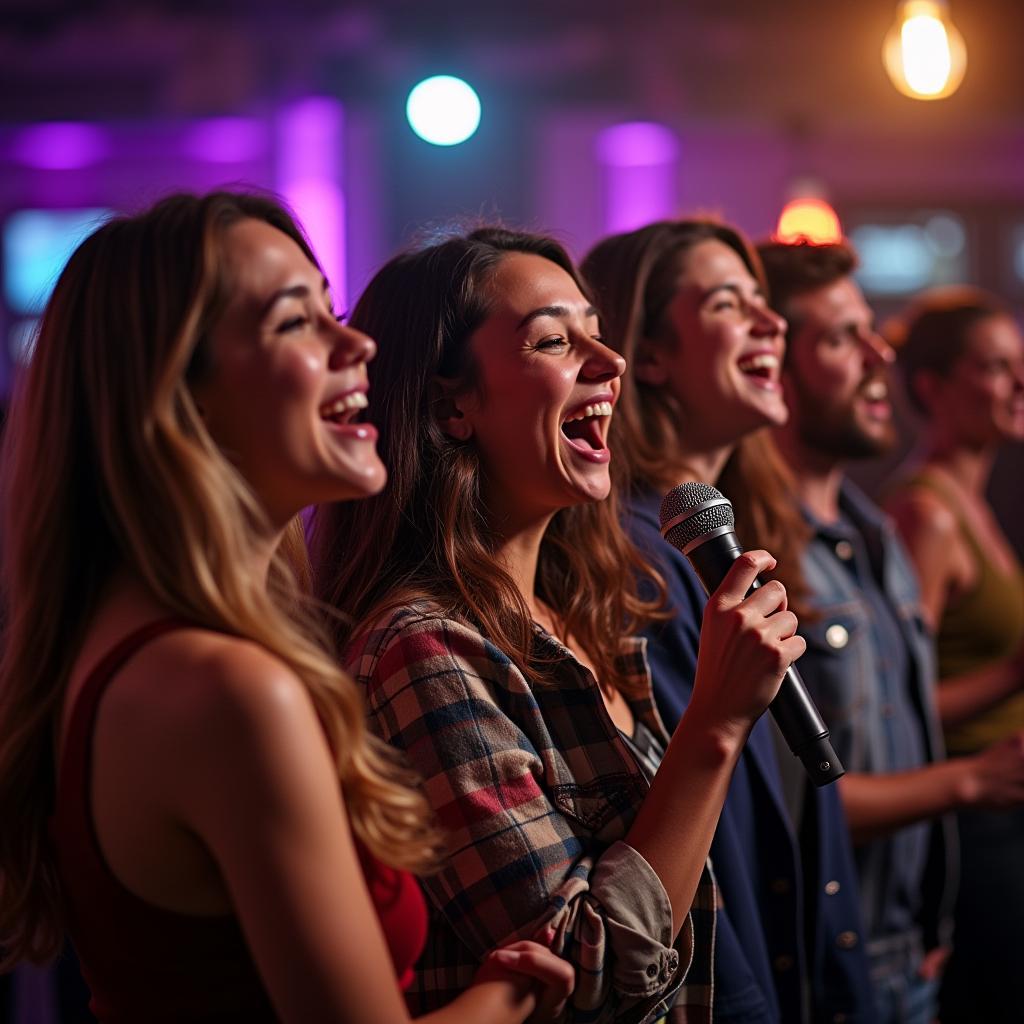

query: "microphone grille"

left=659, top=482, right=736, bottom=550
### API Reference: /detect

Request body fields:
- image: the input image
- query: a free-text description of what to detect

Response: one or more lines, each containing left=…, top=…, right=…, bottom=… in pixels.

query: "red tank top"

left=50, top=619, right=428, bottom=1022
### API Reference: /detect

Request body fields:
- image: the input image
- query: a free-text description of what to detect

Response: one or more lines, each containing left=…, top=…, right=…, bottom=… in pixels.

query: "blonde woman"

left=0, top=192, right=572, bottom=1023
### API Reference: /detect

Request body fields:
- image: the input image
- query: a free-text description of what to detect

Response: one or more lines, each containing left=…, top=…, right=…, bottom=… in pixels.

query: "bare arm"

left=887, top=489, right=1024, bottom=725
left=626, top=551, right=804, bottom=932
left=167, top=641, right=569, bottom=1024
left=839, top=730, right=1024, bottom=843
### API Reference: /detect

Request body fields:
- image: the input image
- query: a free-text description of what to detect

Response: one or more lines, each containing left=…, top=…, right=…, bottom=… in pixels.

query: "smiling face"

left=782, top=275, right=897, bottom=460
left=192, top=218, right=386, bottom=526
left=924, top=314, right=1024, bottom=447
left=450, top=252, right=625, bottom=528
left=642, top=239, right=788, bottom=452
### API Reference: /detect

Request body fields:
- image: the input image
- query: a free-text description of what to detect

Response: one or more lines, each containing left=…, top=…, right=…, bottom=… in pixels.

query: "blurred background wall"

left=0, top=0, right=1021, bottom=551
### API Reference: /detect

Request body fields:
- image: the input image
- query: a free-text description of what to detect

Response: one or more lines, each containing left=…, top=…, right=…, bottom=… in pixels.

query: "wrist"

left=951, top=756, right=982, bottom=809
left=674, top=699, right=752, bottom=763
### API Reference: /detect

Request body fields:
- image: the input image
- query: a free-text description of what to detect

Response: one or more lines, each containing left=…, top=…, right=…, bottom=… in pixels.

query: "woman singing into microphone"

left=582, top=220, right=874, bottom=1024
left=313, top=226, right=805, bottom=1022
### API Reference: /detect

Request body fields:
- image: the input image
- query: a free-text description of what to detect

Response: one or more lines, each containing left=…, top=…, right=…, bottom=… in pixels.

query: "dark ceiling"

left=0, top=0, right=1018, bottom=137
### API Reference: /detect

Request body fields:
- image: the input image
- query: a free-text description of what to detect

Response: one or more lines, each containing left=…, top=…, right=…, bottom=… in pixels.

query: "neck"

left=489, top=512, right=555, bottom=623
left=669, top=442, right=735, bottom=487
left=916, top=428, right=996, bottom=495
left=772, top=424, right=844, bottom=523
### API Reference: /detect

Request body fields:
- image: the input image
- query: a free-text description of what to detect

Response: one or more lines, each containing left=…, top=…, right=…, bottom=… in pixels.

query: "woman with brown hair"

left=313, top=225, right=805, bottom=1022
left=581, top=219, right=874, bottom=1024
left=0, top=192, right=572, bottom=1023
left=885, top=289, right=1024, bottom=1022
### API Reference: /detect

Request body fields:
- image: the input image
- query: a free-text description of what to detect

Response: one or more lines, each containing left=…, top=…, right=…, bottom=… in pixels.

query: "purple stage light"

left=276, top=97, right=346, bottom=310
left=596, top=121, right=680, bottom=233
left=184, top=117, right=268, bottom=164
left=12, top=122, right=109, bottom=170
left=596, top=121, right=680, bottom=167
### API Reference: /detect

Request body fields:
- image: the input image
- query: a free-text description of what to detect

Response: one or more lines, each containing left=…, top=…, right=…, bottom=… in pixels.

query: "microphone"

left=659, top=482, right=844, bottom=787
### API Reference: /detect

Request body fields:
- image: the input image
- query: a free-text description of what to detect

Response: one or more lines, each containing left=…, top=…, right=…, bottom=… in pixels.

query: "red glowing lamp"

left=774, top=198, right=843, bottom=245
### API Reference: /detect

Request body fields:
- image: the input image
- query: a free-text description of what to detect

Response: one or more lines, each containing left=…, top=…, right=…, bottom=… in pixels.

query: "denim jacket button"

left=836, top=930, right=859, bottom=949
left=825, top=623, right=849, bottom=649
left=770, top=876, right=791, bottom=894
left=835, top=540, right=854, bottom=560
left=824, top=879, right=841, bottom=895
left=773, top=954, right=795, bottom=971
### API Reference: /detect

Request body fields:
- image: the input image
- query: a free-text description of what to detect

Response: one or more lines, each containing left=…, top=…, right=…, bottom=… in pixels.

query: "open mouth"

left=858, top=379, right=891, bottom=418
left=737, top=352, right=780, bottom=385
left=560, top=400, right=612, bottom=453
left=319, top=390, right=368, bottom=426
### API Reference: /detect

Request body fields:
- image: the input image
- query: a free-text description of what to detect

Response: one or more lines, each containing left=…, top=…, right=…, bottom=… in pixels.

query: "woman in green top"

left=885, top=288, right=1024, bottom=1024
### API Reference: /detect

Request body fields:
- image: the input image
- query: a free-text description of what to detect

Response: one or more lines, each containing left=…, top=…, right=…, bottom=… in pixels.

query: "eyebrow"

left=516, top=303, right=599, bottom=330
left=261, top=277, right=331, bottom=319
left=702, top=282, right=765, bottom=303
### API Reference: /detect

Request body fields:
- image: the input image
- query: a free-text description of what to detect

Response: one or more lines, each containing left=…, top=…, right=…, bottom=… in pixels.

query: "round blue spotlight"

left=406, top=75, right=481, bottom=146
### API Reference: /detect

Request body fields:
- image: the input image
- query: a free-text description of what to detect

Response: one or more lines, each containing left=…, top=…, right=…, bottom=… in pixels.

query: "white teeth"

left=563, top=400, right=613, bottom=423
left=737, top=353, right=779, bottom=373
left=320, top=391, right=368, bottom=417
left=862, top=381, right=888, bottom=401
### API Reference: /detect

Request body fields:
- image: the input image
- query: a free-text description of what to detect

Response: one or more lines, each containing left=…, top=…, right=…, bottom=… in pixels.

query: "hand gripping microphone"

left=659, top=482, right=844, bottom=786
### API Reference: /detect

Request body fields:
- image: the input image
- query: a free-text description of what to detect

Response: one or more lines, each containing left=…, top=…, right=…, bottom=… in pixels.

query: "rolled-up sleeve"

left=347, top=611, right=699, bottom=1022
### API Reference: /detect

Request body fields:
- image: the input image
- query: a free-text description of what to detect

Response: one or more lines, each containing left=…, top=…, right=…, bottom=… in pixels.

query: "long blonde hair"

left=0, top=191, right=438, bottom=968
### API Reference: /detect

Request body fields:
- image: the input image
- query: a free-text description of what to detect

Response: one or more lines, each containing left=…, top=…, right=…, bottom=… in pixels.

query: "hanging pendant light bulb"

left=883, top=0, right=967, bottom=100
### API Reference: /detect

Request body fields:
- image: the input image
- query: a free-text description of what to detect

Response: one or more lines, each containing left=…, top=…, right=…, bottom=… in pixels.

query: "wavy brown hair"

left=311, top=227, right=662, bottom=697
left=582, top=219, right=813, bottom=615
left=0, top=191, right=438, bottom=969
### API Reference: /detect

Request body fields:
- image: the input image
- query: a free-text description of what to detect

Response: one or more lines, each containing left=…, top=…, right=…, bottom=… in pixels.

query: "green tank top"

left=898, top=470, right=1024, bottom=753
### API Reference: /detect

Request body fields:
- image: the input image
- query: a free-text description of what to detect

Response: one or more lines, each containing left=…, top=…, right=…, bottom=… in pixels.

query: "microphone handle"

left=687, top=534, right=845, bottom=787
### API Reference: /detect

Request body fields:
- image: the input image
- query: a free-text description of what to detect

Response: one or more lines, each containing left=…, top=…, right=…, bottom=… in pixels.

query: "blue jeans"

left=872, top=960, right=938, bottom=1024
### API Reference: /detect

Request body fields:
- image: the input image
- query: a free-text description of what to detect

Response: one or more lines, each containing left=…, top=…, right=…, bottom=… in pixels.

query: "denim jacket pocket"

left=800, top=606, right=873, bottom=769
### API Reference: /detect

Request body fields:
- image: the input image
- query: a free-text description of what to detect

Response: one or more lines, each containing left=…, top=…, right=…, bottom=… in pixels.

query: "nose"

left=581, top=335, right=627, bottom=382
left=860, top=329, right=895, bottom=367
left=751, top=301, right=787, bottom=340
left=328, top=320, right=376, bottom=370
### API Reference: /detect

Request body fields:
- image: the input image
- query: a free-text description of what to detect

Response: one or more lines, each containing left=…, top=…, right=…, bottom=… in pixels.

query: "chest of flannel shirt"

left=346, top=604, right=716, bottom=1023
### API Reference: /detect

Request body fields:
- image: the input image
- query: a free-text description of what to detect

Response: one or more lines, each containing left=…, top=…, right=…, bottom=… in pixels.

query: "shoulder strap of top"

left=59, top=618, right=196, bottom=794
left=902, top=469, right=990, bottom=566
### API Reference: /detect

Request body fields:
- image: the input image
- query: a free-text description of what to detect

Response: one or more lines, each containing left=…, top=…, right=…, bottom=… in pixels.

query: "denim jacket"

left=625, top=488, right=876, bottom=1024
left=798, top=480, right=957, bottom=957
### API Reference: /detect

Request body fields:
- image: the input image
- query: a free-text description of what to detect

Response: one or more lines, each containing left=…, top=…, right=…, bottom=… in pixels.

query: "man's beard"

left=791, top=372, right=897, bottom=461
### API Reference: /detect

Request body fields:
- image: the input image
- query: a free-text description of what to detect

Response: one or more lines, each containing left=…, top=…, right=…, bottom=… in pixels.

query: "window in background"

left=3, top=208, right=114, bottom=316
left=849, top=210, right=967, bottom=297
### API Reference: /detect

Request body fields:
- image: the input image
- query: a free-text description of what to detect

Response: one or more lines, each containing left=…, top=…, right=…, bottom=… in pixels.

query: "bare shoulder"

left=104, top=627, right=320, bottom=759
left=885, top=485, right=958, bottom=545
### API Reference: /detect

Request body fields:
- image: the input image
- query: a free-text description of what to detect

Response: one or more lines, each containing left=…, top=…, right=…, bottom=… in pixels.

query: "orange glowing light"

left=883, top=1, right=966, bottom=100
left=774, top=198, right=843, bottom=245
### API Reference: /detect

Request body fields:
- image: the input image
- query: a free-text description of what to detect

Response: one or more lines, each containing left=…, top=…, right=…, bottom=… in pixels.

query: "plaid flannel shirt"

left=346, top=603, right=716, bottom=1023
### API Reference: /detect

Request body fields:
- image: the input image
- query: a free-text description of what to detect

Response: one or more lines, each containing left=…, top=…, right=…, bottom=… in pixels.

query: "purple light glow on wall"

left=596, top=121, right=680, bottom=233
left=276, top=97, right=346, bottom=309
left=12, top=122, right=109, bottom=170
left=184, top=118, right=268, bottom=164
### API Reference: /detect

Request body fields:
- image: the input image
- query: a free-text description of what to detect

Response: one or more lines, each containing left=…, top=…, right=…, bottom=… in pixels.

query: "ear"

left=430, top=376, right=474, bottom=441
left=633, top=337, right=670, bottom=387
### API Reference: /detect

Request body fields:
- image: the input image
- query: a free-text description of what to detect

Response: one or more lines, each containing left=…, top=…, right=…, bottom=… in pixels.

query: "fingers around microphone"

left=713, top=550, right=778, bottom=606
left=743, top=578, right=789, bottom=616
